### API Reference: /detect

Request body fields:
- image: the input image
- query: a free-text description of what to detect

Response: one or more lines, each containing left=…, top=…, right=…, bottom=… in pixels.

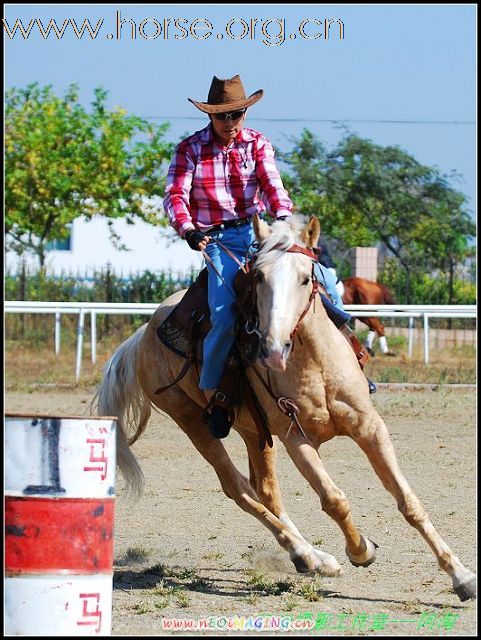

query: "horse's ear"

left=252, top=213, right=271, bottom=242
left=301, top=216, right=321, bottom=249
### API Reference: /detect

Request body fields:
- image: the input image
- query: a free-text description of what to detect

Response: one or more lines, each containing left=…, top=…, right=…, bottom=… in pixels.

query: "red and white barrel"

left=5, top=413, right=117, bottom=636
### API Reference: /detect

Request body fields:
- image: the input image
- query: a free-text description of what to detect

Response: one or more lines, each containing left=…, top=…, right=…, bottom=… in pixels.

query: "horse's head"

left=252, top=214, right=320, bottom=371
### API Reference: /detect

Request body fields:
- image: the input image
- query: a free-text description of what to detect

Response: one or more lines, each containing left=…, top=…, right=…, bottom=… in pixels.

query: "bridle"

left=283, top=244, right=320, bottom=343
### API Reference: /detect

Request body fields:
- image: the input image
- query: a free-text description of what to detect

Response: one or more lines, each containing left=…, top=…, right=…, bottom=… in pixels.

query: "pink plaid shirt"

left=163, top=124, right=293, bottom=237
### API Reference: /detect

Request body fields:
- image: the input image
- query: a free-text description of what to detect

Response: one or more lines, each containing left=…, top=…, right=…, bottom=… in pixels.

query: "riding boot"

left=339, top=324, right=377, bottom=394
left=204, top=352, right=240, bottom=439
left=208, top=401, right=232, bottom=439
left=204, top=386, right=235, bottom=439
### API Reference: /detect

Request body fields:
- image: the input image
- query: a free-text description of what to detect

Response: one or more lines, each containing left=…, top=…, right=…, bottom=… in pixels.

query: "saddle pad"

left=156, top=311, right=194, bottom=359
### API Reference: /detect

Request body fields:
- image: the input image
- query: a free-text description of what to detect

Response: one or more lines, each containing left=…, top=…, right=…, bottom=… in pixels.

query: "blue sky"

left=4, top=3, right=477, bottom=217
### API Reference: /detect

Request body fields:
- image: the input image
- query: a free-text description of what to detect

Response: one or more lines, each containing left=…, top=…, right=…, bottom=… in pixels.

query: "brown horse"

left=92, top=215, right=476, bottom=601
left=342, top=277, right=396, bottom=356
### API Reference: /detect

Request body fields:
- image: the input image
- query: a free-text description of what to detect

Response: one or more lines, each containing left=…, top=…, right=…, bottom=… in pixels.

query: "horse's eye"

left=301, top=276, right=310, bottom=286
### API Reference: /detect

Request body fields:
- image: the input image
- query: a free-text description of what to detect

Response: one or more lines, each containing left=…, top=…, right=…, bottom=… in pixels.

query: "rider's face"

left=209, top=110, right=247, bottom=147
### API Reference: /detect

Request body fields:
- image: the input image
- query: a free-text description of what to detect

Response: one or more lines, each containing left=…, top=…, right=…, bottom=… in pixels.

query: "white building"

left=5, top=215, right=204, bottom=279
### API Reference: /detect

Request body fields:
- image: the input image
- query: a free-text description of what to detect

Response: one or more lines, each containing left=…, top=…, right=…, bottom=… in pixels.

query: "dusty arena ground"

left=5, top=387, right=477, bottom=636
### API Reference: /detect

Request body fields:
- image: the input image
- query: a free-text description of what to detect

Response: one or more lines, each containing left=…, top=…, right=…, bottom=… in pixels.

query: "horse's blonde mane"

left=255, top=216, right=306, bottom=270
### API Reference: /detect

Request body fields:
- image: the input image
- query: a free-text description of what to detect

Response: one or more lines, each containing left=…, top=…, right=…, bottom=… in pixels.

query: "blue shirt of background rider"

left=314, top=238, right=346, bottom=310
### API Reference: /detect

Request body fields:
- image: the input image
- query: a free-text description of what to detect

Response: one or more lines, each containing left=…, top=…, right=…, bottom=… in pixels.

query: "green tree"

left=279, top=129, right=380, bottom=247
left=280, top=129, right=475, bottom=301
left=5, top=83, right=174, bottom=269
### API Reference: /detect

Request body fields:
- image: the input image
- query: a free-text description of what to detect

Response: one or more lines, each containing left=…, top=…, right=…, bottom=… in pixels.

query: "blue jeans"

left=199, top=223, right=256, bottom=391
left=313, top=262, right=345, bottom=310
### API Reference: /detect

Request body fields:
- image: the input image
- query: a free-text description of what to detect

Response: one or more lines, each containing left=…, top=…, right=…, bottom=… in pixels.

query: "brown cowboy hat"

left=188, top=75, right=263, bottom=114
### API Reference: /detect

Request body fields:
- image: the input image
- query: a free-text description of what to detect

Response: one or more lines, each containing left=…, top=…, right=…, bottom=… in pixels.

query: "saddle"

left=156, top=267, right=210, bottom=362
left=156, top=267, right=272, bottom=449
left=156, top=267, right=259, bottom=365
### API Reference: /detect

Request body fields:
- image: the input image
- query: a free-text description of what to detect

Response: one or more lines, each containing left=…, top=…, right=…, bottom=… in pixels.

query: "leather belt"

left=209, top=216, right=252, bottom=233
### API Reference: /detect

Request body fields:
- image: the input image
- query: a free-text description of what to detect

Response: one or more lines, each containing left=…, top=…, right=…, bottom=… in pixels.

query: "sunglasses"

left=212, top=110, right=246, bottom=121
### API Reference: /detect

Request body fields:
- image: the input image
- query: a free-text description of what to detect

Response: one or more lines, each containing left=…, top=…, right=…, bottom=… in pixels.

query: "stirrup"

left=367, top=377, right=377, bottom=394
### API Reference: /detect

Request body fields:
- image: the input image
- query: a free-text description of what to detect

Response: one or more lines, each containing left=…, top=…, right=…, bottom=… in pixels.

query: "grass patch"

left=187, top=577, right=213, bottom=592
left=202, top=551, right=224, bottom=561
left=129, top=601, right=154, bottom=615
left=115, top=546, right=151, bottom=565
left=282, top=594, right=300, bottom=611
left=150, top=581, right=191, bottom=607
left=245, top=570, right=296, bottom=596
left=295, top=577, right=325, bottom=602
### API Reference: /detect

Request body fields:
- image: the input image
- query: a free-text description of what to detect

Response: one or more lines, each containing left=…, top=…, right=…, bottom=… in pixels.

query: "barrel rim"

left=5, top=412, right=118, bottom=420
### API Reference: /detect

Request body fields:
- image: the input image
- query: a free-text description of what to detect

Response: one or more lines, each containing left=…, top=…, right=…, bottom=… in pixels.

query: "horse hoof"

left=453, top=572, right=477, bottom=601
left=291, top=549, right=342, bottom=577
left=312, top=549, right=343, bottom=577
left=347, top=537, right=378, bottom=567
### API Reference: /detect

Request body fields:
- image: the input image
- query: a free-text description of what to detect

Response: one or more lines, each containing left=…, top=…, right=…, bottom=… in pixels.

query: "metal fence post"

left=55, top=311, right=61, bottom=355
left=408, top=316, right=414, bottom=359
left=91, top=311, right=97, bottom=364
left=423, top=314, right=430, bottom=364
left=75, top=309, right=85, bottom=382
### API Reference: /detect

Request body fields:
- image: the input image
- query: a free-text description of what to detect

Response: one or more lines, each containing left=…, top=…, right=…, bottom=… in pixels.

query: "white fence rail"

left=5, top=301, right=477, bottom=380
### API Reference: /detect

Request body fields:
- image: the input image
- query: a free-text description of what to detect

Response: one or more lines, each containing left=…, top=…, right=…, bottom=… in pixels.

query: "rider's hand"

left=184, top=230, right=210, bottom=251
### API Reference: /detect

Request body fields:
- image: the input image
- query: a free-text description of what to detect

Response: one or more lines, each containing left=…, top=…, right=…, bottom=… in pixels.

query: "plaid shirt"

left=163, top=124, right=293, bottom=237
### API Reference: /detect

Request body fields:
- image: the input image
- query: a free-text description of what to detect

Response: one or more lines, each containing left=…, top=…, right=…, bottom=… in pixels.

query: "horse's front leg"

left=240, top=429, right=342, bottom=576
left=159, top=389, right=341, bottom=577
left=279, top=428, right=378, bottom=569
left=354, top=415, right=476, bottom=601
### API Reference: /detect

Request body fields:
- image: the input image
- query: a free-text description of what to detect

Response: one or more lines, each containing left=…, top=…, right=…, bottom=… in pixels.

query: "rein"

left=200, top=239, right=253, bottom=300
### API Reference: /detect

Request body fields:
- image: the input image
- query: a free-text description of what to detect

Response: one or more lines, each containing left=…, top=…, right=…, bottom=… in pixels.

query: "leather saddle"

left=156, top=267, right=259, bottom=366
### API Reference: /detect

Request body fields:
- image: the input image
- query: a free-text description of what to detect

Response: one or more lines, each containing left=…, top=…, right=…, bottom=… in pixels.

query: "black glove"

left=184, top=229, right=206, bottom=251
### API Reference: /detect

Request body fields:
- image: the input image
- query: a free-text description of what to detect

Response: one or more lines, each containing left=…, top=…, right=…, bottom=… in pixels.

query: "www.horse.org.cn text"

left=3, top=12, right=345, bottom=46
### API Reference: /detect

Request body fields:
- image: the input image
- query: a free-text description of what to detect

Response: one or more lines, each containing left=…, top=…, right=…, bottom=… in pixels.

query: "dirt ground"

left=5, top=387, right=477, bottom=637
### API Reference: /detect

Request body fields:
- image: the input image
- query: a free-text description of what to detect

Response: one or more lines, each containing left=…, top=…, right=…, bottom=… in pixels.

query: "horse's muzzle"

left=258, top=338, right=292, bottom=371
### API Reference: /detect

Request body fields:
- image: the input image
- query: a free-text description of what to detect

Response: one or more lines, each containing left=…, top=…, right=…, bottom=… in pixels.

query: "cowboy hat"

left=188, top=75, right=263, bottom=114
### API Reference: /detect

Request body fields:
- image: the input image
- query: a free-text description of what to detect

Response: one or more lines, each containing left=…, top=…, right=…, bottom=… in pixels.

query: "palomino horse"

left=342, top=276, right=396, bottom=356
left=93, top=215, right=476, bottom=601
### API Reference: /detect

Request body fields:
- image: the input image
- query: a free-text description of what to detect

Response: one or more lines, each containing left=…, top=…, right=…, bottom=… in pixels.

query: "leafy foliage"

left=5, top=83, right=174, bottom=268
left=280, top=129, right=475, bottom=301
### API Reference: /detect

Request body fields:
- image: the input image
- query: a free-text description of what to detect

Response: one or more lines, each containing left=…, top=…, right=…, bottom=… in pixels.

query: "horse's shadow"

left=113, top=564, right=256, bottom=598
left=112, top=564, right=466, bottom=610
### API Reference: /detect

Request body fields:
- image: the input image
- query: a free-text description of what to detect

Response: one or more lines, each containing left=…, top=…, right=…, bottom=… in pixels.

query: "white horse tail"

left=91, top=325, right=150, bottom=498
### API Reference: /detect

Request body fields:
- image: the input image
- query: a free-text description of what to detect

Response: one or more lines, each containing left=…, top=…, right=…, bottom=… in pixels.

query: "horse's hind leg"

left=280, top=432, right=378, bottom=569
left=368, top=318, right=395, bottom=356
left=241, top=430, right=341, bottom=574
left=355, top=415, right=476, bottom=601
left=158, top=390, right=342, bottom=577
left=363, top=319, right=377, bottom=356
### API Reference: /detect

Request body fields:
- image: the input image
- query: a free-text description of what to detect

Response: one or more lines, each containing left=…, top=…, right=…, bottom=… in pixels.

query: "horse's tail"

left=90, top=325, right=150, bottom=499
